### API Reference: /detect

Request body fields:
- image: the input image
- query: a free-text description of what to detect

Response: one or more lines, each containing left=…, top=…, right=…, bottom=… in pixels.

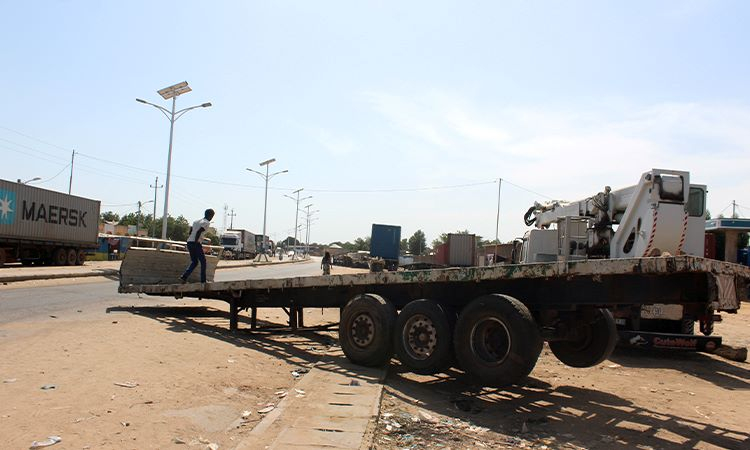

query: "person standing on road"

left=180, top=208, right=215, bottom=283
left=321, top=251, right=332, bottom=275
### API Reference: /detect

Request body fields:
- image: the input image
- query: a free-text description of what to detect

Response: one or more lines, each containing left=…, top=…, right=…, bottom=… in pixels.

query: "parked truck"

left=0, top=179, right=100, bottom=266
left=118, top=170, right=750, bottom=387
left=220, top=229, right=257, bottom=259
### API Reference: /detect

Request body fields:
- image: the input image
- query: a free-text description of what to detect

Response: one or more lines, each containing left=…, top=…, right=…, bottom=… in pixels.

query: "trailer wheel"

left=394, top=300, right=454, bottom=374
left=549, top=308, right=617, bottom=368
left=65, top=248, right=77, bottom=266
left=340, top=294, right=396, bottom=367
left=52, top=248, right=67, bottom=266
left=454, top=294, right=542, bottom=386
left=75, top=249, right=86, bottom=265
left=0, top=248, right=6, bottom=267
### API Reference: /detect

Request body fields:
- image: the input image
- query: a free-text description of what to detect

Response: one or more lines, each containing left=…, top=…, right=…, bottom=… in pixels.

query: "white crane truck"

left=521, top=168, right=735, bottom=351
left=119, top=169, right=750, bottom=386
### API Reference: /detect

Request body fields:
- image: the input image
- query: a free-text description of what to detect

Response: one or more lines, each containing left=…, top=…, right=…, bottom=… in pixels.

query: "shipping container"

left=370, top=224, right=401, bottom=261
left=704, top=233, right=717, bottom=259
left=448, top=233, right=476, bottom=266
left=0, top=179, right=100, bottom=266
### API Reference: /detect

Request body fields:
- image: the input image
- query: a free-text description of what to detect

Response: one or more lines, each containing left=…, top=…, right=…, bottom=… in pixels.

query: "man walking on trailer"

left=180, top=208, right=215, bottom=283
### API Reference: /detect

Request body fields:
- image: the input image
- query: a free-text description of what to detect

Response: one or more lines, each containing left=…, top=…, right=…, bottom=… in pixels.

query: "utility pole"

left=68, top=150, right=76, bottom=194
left=150, top=177, right=163, bottom=238
left=733, top=200, right=737, bottom=218
left=223, top=204, right=229, bottom=233
left=228, top=208, right=237, bottom=229
left=494, top=178, right=502, bottom=264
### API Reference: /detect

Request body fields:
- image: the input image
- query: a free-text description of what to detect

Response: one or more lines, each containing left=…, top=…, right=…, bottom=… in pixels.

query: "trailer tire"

left=52, top=248, right=67, bottom=266
left=454, top=294, right=542, bottom=386
left=0, top=248, right=6, bottom=267
left=76, top=249, right=86, bottom=265
left=549, top=308, right=617, bottom=368
left=394, top=300, right=454, bottom=375
left=65, top=248, right=77, bottom=266
left=340, top=294, right=396, bottom=367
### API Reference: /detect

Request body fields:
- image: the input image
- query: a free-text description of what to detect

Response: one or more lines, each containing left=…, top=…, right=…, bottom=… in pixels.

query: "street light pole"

left=284, top=188, right=312, bottom=259
left=150, top=176, right=163, bottom=238
left=136, top=81, right=212, bottom=240
left=247, top=159, right=288, bottom=261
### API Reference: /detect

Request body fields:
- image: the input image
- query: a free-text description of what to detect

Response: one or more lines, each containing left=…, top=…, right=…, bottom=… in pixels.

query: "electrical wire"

left=35, top=164, right=71, bottom=184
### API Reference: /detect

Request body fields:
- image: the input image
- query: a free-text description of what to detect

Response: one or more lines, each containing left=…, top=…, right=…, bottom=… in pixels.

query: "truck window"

left=687, top=187, right=705, bottom=218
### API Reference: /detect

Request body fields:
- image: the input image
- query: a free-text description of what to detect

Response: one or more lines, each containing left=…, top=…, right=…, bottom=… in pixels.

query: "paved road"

left=0, top=259, right=321, bottom=325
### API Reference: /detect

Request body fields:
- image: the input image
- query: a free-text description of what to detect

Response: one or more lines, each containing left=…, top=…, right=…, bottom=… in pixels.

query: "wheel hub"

left=351, top=313, right=375, bottom=348
left=470, top=317, right=511, bottom=366
left=403, top=314, right=437, bottom=360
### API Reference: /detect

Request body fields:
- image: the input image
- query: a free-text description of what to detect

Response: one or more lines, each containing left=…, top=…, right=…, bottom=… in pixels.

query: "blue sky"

left=2, top=1, right=749, bottom=245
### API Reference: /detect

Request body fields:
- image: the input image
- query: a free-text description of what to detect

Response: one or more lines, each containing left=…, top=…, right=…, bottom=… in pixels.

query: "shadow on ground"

left=382, top=361, right=749, bottom=450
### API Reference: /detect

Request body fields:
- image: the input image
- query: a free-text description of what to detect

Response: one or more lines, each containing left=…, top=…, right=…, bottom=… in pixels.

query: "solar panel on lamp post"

left=136, top=81, right=212, bottom=240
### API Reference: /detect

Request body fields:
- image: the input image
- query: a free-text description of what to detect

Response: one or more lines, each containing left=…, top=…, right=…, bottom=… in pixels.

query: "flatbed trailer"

left=119, top=255, right=750, bottom=386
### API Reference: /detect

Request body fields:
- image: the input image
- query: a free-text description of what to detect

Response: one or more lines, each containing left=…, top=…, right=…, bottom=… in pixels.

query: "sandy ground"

left=373, top=306, right=750, bottom=450
left=0, top=299, right=340, bottom=449
left=1, top=271, right=748, bottom=450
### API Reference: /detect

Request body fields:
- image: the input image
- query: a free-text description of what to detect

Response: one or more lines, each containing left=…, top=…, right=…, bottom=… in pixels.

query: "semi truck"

left=0, top=179, right=100, bottom=266
left=118, top=169, right=750, bottom=386
left=220, top=229, right=257, bottom=259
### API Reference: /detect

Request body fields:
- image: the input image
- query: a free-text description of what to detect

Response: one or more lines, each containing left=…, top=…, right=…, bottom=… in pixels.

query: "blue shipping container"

left=371, top=224, right=401, bottom=260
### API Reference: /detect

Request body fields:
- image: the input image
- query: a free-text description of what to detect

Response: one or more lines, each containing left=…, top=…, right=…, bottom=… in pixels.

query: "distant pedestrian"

left=180, top=208, right=215, bottom=283
left=322, top=251, right=332, bottom=275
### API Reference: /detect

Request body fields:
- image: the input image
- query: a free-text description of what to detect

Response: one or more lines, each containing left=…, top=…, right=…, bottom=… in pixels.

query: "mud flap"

left=619, top=330, right=721, bottom=352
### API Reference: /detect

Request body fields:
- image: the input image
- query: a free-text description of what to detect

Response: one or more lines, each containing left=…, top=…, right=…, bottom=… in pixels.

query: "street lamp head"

left=201, top=102, right=212, bottom=108
left=259, top=158, right=276, bottom=167
left=136, top=98, right=147, bottom=104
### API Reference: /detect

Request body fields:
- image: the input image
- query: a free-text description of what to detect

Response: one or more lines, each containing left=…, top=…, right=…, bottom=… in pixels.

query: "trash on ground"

left=349, top=379, right=360, bottom=386
left=291, top=371, right=300, bottom=378
left=30, top=436, right=62, bottom=448
left=294, top=389, right=305, bottom=395
left=418, top=410, right=438, bottom=424
left=120, top=421, right=130, bottom=427
left=258, top=405, right=275, bottom=414
left=382, top=412, right=394, bottom=419
left=40, top=384, right=56, bottom=390
left=227, top=359, right=236, bottom=363
left=715, top=345, right=748, bottom=362
left=114, top=381, right=138, bottom=388
left=208, top=443, right=219, bottom=450
left=173, top=437, right=186, bottom=444
left=3, top=378, right=17, bottom=383
left=242, top=410, right=252, bottom=418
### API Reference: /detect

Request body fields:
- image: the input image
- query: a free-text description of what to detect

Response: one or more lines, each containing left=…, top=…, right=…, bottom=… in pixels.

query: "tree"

left=100, top=211, right=120, bottom=222
left=353, top=236, right=371, bottom=252
left=400, top=239, right=408, bottom=252
left=408, top=230, right=427, bottom=255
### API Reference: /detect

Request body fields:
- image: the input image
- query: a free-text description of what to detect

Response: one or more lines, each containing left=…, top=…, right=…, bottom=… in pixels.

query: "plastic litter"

left=349, top=379, right=360, bottom=386
left=114, top=381, right=138, bottom=388
left=30, top=436, right=61, bottom=448
left=258, top=405, right=275, bottom=414
left=294, top=389, right=305, bottom=395
left=418, top=411, right=438, bottom=424
left=3, top=378, right=17, bottom=383
left=242, top=410, right=252, bottom=418
left=208, top=444, right=219, bottom=450
left=40, top=384, right=56, bottom=390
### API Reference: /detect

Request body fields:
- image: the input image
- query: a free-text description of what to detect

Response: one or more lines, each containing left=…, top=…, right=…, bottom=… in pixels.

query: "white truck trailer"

left=219, top=229, right=257, bottom=259
left=0, top=179, right=100, bottom=266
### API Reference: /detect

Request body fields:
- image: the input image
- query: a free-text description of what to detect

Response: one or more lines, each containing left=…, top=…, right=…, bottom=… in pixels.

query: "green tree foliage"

left=100, top=211, right=120, bottom=222
left=400, top=239, right=408, bottom=252
left=408, top=230, right=427, bottom=255
left=354, top=236, right=371, bottom=252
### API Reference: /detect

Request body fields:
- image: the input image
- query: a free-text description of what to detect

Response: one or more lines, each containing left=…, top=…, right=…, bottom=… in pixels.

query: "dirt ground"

left=0, top=295, right=341, bottom=449
left=373, top=306, right=750, bottom=450
left=1, top=277, right=748, bottom=450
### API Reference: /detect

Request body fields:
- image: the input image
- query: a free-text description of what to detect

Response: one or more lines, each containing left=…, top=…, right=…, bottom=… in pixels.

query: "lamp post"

left=303, top=204, right=319, bottom=256
left=136, top=81, right=212, bottom=240
left=284, top=188, right=312, bottom=259
left=136, top=200, right=154, bottom=237
left=17, top=177, right=41, bottom=185
left=247, top=158, right=288, bottom=261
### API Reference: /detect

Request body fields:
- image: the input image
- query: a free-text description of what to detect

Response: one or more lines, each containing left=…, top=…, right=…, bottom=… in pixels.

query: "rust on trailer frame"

left=119, top=255, right=750, bottom=306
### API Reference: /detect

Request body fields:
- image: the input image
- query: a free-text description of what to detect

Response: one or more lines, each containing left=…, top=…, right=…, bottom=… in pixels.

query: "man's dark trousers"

left=181, top=241, right=207, bottom=282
